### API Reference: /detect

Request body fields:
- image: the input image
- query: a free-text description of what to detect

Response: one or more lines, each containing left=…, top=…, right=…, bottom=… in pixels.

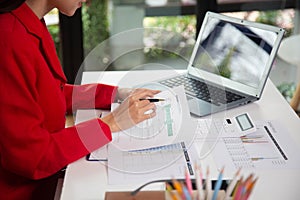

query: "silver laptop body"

left=158, top=11, right=285, bottom=117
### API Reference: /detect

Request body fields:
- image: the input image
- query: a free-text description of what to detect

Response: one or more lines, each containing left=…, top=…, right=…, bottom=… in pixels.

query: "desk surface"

left=60, top=70, right=300, bottom=200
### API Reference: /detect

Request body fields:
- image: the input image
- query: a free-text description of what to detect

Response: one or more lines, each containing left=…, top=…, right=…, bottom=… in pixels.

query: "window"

left=45, top=9, right=61, bottom=59
left=56, top=0, right=299, bottom=86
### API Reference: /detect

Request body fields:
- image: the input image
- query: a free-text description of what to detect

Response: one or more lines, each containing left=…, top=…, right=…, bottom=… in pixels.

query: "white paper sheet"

left=200, top=120, right=300, bottom=171
left=107, top=142, right=199, bottom=185
left=110, top=85, right=196, bottom=151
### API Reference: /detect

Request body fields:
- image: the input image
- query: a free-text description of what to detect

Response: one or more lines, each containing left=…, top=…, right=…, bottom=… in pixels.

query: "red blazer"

left=0, top=3, right=116, bottom=199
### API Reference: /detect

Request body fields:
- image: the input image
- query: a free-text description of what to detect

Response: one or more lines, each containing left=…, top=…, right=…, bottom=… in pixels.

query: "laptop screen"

left=190, top=13, right=283, bottom=93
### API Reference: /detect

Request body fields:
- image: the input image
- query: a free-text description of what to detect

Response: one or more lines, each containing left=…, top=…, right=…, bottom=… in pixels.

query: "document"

left=193, top=117, right=250, bottom=160
left=105, top=85, right=199, bottom=185
left=107, top=142, right=199, bottom=185
left=194, top=119, right=300, bottom=171
left=110, top=85, right=196, bottom=151
left=88, top=85, right=196, bottom=161
left=88, top=145, right=108, bottom=161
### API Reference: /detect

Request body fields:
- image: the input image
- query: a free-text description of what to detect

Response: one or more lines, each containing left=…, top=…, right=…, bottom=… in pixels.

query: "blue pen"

left=211, top=167, right=224, bottom=200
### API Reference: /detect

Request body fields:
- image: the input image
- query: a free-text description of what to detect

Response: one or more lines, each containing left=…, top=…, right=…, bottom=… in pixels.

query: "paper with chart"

left=192, top=117, right=254, bottom=160
left=110, top=85, right=195, bottom=151
left=107, top=142, right=199, bottom=185
left=194, top=119, right=300, bottom=171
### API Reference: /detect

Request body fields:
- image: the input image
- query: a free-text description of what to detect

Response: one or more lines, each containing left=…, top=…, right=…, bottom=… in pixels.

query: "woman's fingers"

left=116, top=88, right=161, bottom=102
left=129, top=100, right=156, bottom=121
left=102, top=88, right=161, bottom=132
left=130, top=88, right=161, bottom=100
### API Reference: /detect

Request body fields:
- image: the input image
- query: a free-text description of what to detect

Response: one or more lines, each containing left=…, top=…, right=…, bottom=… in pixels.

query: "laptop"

left=156, top=11, right=285, bottom=117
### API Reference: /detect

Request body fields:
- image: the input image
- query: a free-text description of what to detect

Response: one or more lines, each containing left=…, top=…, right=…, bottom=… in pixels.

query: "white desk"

left=60, top=70, right=300, bottom=200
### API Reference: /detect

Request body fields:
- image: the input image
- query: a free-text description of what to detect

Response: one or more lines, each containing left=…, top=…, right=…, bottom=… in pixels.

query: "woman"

left=0, top=0, right=159, bottom=199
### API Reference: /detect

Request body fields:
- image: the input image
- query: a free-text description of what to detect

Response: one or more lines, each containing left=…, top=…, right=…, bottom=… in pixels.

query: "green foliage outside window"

left=82, top=0, right=109, bottom=56
left=48, top=24, right=61, bottom=59
left=143, top=15, right=196, bottom=60
left=256, top=10, right=280, bottom=25
left=256, top=10, right=293, bottom=37
left=277, top=82, right=296, bottom=102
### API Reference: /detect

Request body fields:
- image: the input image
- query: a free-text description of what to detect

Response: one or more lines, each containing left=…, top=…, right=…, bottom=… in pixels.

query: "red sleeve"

left=0, top=22, right=112, bottom=180
left=64, top=83, right=118, bottom=114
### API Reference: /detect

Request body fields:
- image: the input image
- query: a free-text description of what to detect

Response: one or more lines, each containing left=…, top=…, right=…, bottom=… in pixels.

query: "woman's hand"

left=115, top=88, right=132, bottom=102
left=102, top=88, right=160, bottom=132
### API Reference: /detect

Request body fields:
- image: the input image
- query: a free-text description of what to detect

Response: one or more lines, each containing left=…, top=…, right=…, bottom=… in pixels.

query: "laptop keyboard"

left=159, top=75, right=245, bottom=106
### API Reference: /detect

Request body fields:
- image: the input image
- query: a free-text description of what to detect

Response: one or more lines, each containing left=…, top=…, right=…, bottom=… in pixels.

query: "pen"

left=185, top=168, right=193, bottom=197
left=195, top=164, right=204, bottom=200
left=232, top=176, right=244, bottom=200
left=172, top=178, right=184, bottom=199
left=182, top=183, right=192, bottom=200
left=211, top=166, right=224, bottom=200
left=225, top=168, right=241, bottom=199
left=205, top=167, right=212, bottom=200
left=243, top=177, right=258, bottom=200
left=166, top=182, right=179, bottom=200
left=236, top=173, right=254, bottom=200
left=139, top=98, right=165, bottom=102
left=243, top=173, right=254, bottom=193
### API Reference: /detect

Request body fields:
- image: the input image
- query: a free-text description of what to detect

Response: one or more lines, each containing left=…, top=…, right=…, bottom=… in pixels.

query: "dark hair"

left=0, top=0, right=26, bottom=14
